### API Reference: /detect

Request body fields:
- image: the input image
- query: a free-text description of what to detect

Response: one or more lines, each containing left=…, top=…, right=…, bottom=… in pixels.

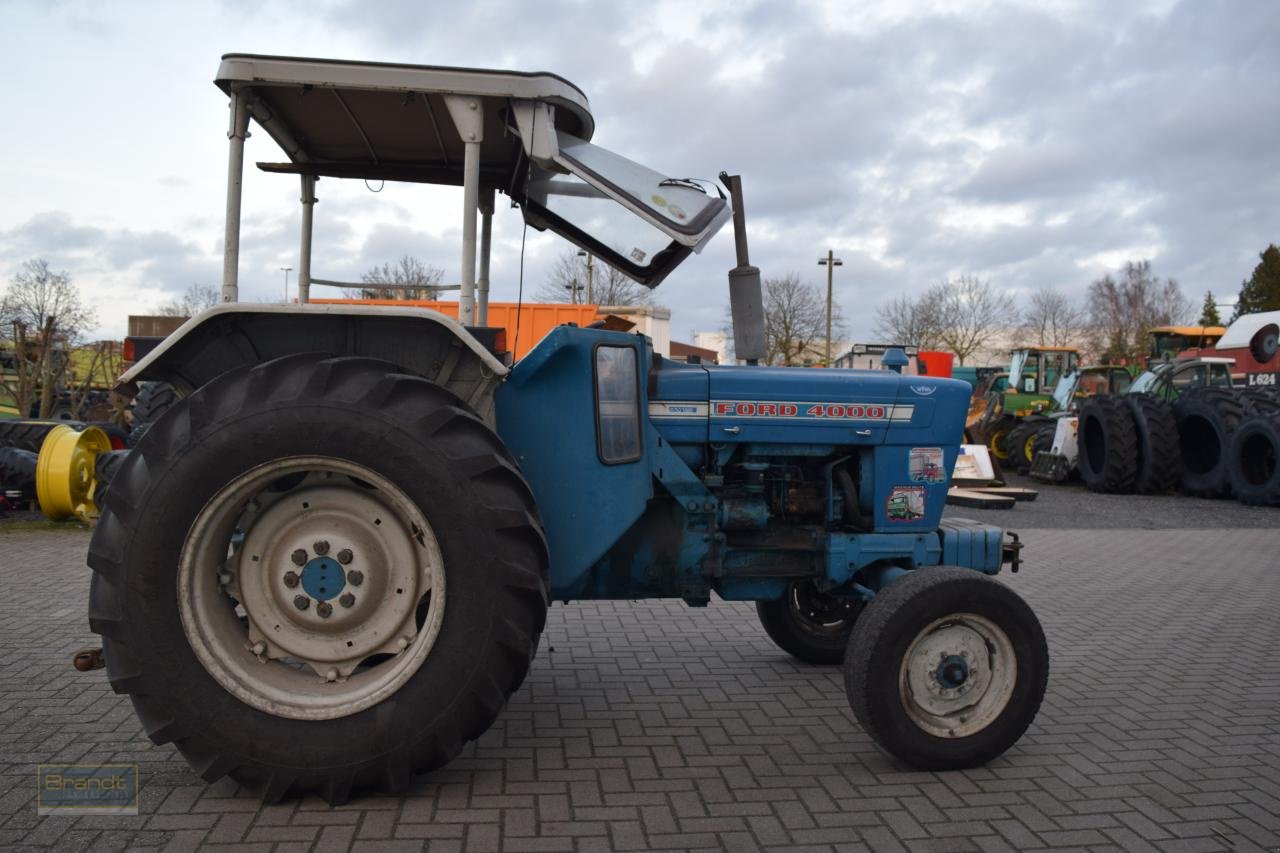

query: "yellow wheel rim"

left=35, top=424, right=112, bottom=520
left=1023, top=433, right=1037, bottom=464
left=988, top=428, right=1009, bottom=460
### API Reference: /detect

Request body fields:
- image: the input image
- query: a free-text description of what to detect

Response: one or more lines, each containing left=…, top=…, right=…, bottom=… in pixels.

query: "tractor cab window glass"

left=595, top=346, right=641, bottom=464
left=526, top=170, right=673, bottom=271
left=1208, top=365, right=1233, bottom=387
left=554, top=132, right=721, bottom=239
left=1171, top=365, right=1206, bottom=392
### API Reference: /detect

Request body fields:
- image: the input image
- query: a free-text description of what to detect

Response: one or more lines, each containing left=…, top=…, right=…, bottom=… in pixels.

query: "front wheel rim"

left=898, top=613, right=1017, bottom=738
left=178, top=456, right=446, bottom=720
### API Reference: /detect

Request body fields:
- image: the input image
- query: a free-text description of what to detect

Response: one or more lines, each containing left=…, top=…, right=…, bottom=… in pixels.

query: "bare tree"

left=875, top=286, right=947, bottom=350
left=935, top=276, right=1015, bottom=365
left=156, top=283, right=220, bottom=317
left=352, top=255, right=446, bottom=300
left=1, top=259, right=96, bottom=418
left=66, top=340, right=123, bottom=421
left=1086, top=260, right=1191, bottom=363
left=759, top=273, right=844, bottom=366
left=1021, top=287, right=1085, bottom=348
left=534, top=249, right=653, bottom=305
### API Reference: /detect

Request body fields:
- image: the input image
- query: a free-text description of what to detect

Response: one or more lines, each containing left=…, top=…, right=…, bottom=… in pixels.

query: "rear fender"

left=119, top=304, right=507, bottom=423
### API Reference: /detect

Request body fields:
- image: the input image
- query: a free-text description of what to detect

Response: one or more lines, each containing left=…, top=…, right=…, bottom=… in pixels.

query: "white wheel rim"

left=178, top=457, right=446, bottom=720
left=898, top=612, right=1017, bottom=739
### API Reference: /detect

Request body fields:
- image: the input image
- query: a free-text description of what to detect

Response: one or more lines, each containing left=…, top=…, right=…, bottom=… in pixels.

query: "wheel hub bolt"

left=313, top=540, right=330, bottom=556
left=218, top=572, right=233, bottom=585
left=316, top=601, right=333, bottom=618
left=325, top=668, right=338, bottom=682
left=251, top=641, right=266, bottom=656
left=291, top=549, right=307, bottom=566
left=347, top=570, right=364, bottom=586
left=337, top=548, right=353, bottom=565
left=293, top=595, right=310, bottom=611
left=339, top=593, right=355, bottom=608
left=283, top=571, right=300, bottom=588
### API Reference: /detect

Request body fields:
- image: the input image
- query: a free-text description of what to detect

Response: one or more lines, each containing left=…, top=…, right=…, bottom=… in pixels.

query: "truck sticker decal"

left=886, top=485, right=926, bottom=522
left=909, top=447, right=945, bottom=483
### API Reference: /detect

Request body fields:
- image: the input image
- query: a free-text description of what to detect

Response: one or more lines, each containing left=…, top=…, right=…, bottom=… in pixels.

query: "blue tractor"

left=89, top=54, right=1047, bottom=803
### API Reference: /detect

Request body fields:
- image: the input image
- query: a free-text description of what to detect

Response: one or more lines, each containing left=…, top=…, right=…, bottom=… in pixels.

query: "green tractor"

left=965, top=347, right=1080, bottom=462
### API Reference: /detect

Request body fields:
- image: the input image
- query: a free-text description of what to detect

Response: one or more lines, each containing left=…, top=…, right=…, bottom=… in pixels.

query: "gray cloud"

left=5, top=0, right=1278, bottom=344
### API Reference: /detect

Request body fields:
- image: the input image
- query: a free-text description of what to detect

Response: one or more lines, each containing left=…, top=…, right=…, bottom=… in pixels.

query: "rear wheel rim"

left=898, top=613, right=1017, bottom=738
left=178, top=456, right=446, bottom=720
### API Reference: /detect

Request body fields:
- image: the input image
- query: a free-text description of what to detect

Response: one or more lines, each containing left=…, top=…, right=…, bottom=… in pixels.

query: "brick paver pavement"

left=1, top=525, right=1278, bottom=852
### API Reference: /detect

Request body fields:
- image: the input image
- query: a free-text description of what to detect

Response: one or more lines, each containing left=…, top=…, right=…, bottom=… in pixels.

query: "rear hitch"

left=73, top=647, right=106, bottom=672
left=1002, top=532, right=1022, bottom=573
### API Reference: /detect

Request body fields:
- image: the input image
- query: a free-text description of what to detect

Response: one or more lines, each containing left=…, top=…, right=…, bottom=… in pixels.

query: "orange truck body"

left=313, top=300, right=602, bottom=360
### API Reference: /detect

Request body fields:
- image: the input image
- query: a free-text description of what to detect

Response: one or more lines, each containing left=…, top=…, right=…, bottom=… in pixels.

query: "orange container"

left=314, top=300, right=601, bottom=360
left=918, top=350, right=954, bottom=378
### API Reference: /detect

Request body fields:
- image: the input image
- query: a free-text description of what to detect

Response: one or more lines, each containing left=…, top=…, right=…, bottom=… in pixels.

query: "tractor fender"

left=119, top=304, right=508, bottom=424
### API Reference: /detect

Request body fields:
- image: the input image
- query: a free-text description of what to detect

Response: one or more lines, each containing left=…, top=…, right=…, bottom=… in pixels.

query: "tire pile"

left=0, top=382, right=176, bottom=510
left=1077, top=386, right=1280, bottom=505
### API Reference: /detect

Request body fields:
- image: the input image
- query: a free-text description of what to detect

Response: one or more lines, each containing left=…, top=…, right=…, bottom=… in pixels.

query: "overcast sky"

left=2, top=0, right=1278, bottom=343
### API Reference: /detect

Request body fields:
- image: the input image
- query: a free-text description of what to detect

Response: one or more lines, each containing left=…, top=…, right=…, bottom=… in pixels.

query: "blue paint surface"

left=301, top=557, right=345, bottom=601
left=495, top=326, right=1005, bottom=604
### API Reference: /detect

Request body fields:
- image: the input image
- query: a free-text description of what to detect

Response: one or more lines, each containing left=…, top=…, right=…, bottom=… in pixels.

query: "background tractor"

left=965, top=347, right=1084, bottom=464
left=85, top=54, right=1048, bottom=803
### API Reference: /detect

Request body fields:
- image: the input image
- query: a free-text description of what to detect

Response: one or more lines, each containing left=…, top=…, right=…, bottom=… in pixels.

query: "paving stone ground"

left=1, top=524, right=1278, bottom=852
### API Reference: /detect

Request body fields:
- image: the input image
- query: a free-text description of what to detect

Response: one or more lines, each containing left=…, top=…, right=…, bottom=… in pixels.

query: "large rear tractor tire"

left=88, top=354, right=549, bottom=803
left=1225, top=413, right=1280, bottom=506
left=844, top=567, right=1047, bottom=770
left=757, top=581, right=865, bottom=665
left=1173, top=388, right=1244, bottom=498
left=1123, top=394, right=1180, bottom=494
left=1077, top=397, right=1138, bottom=493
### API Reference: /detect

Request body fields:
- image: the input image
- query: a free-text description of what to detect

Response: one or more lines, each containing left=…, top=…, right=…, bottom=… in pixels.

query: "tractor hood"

left=650, top=361, right=972, bottom=449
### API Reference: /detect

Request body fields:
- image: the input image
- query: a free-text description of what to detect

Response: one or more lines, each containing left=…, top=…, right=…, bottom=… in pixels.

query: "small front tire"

left=757, top=581, right=864, bottom=665
left=844, top=567, right=1047, bottom=770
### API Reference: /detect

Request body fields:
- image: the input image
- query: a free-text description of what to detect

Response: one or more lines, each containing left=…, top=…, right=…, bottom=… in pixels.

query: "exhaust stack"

left=719, top=172, right=766, bottom=365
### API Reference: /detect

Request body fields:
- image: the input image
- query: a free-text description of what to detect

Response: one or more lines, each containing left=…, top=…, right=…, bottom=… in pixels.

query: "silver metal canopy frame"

left=222, top=88, right=251, bottom=303
left=222, top=91, right=496, bottom=316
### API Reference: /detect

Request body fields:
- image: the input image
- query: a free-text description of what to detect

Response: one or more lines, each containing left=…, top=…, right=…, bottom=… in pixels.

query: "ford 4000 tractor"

left=88, top=54, right=1048, bottom=803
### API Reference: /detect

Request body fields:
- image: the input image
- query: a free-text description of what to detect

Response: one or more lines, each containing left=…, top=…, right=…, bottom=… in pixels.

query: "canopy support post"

left=477, top=187, right=494, bottom=326
left=298, top=174, right=317, bottom=304
left=222, top=87, right=251, bottom=304
left=444, top=95, right=486, bottom=326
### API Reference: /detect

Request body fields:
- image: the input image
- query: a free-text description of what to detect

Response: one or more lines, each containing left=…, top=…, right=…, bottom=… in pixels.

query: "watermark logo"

left=37, top=764, right=139, bottom=815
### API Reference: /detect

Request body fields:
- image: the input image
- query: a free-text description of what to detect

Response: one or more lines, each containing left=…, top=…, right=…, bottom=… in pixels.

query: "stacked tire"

left=1225, top=386, right=1280, bottom=506
left=1172, top=388, right=1244, bottom=498
left=1077, top=394, right=1181, bottom=495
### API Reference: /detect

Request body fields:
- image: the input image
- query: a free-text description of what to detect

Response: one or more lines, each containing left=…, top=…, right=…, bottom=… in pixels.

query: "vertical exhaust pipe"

left=719, top=172, right=766, bottom=365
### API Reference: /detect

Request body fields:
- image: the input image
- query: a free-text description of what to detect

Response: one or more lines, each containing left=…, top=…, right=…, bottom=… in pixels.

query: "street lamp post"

left=280, top=266, right=293, bottom=303
left=817, top=251, right=843, bottom=365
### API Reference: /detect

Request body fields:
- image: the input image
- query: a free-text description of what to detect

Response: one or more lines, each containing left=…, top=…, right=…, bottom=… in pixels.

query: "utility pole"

left=817, top=251, right=843, bottom=365
left=578, top=250, right=595, bottom=303
left=280, top=266, right=293, bottom=303
left=564, top=277, right=582, bottom=304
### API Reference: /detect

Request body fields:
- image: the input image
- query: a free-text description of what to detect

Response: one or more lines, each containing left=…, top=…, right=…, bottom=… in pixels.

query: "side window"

left=1209, top=365, right=1233, bottom=387
left=1171, top=366, right=1204, bottom=396
left=595, top=345, right=642, bottom=464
